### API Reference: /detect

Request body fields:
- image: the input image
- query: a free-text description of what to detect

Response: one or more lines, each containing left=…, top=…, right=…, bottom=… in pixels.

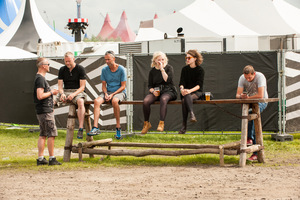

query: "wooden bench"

left=63, top=98, right=279, bottom=167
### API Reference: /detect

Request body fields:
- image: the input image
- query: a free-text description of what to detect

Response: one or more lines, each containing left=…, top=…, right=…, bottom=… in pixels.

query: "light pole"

left=67, top=0, right=88, bottom=42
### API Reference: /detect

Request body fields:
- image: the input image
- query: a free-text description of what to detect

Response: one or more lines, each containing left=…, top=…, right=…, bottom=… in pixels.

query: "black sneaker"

left=37, top=157, right=48, bottom=166
left=49, top=157, right=62, bottom=166
left=77, top=128, right=84, bottom=139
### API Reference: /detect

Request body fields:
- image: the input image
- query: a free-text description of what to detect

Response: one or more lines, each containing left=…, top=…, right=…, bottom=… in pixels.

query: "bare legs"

left=93, top=97, right=121, bottom=128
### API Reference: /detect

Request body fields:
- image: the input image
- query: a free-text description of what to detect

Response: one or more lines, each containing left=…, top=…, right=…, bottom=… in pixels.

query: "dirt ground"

left=1, top=163, right=299, bottom=200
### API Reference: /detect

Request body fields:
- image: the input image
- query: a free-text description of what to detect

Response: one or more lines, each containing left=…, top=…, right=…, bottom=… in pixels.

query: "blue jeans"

left=248, top=102, right=268, bottom=145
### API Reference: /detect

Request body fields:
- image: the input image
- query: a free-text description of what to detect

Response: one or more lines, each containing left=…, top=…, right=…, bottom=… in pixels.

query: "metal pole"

left=126, top=54, right=134, bottom=134
left=282, top=50, right=286, bottom=135
left=277, top=51, right=282, bottom=135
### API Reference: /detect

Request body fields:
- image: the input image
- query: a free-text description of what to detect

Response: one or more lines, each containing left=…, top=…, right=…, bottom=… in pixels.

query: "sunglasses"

left=43, top=63, right=50, bottom=66
left=185, top=56, right=193, bottom=60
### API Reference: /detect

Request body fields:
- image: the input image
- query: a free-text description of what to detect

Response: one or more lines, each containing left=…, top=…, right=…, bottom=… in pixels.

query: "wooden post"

left=239, top=103, right=249, bottom=167
left=253, top=103, right=265, bottom=163
left=63, top=104, right=76, bottom=162
left=219, top=145, right=224, bottom=167
left=84, top=104, right=94, bottom=158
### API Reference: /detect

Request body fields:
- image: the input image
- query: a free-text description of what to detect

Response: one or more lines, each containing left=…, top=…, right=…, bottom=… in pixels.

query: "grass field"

left=0, top=125, right=299, bottom=171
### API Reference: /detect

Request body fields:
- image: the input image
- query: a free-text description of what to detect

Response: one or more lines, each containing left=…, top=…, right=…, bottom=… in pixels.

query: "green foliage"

left=0, top=125, right=299, bottom=172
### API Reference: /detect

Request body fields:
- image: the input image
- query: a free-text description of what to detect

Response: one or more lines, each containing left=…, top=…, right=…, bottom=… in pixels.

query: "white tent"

left=0, top=0, right=66, bottom=51
left=136, top=0, right=300, bottom=42
left=215, top=0, right=300, bottom=35
left=0, top=46, right=37, bottom=59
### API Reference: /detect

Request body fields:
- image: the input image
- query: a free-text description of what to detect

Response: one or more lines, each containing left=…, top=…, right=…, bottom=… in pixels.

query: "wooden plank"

left=77, top=138, right=113, bottom=148
left=239, top=103, right=249, bottom=167
left=75, top=148, right=238, bottom=157
left=84, top=98, right=279, bottom=105
left=96, top=142, right=221, bottom=149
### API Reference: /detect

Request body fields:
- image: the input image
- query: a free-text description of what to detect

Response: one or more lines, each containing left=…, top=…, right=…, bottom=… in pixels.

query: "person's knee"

left=111, top=98, right=119, bottom=106
left=77, top=98, right=85, bottom=107
left=94, top=97, right=104, bottom=106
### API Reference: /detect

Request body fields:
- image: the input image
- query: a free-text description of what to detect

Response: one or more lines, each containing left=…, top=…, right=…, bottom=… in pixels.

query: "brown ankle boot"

left=141, top=121, right=151, bottom=134
left=157, top=121, right=164, bottom=132
left=190, top=111, right=197, bottom=122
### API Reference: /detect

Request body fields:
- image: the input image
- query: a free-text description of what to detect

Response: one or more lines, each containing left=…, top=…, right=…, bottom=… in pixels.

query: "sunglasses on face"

left=185, top=56, right=194, bottom=60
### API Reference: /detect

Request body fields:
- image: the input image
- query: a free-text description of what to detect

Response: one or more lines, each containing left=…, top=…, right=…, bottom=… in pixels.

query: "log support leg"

left=253, top=103, right=265, bottom=163
left=63, top=104, right=76, bottom=162
left=239, top=103, right=249, bottom=167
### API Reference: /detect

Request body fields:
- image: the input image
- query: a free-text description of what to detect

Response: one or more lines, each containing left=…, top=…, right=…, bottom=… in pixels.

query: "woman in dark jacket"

left=141, top=51, right=177, bottom=134
left=178, top=49, right=205, bottom=134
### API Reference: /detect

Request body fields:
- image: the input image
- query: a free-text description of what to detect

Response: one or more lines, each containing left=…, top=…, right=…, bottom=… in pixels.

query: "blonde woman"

left=141, top=51, right=177, bottom=134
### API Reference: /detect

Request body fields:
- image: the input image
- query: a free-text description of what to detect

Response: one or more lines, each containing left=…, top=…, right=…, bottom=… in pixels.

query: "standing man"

left=87, top=51, right=127, bottom=139
left=236, top=65, right=268, bottom=161
left=57, top=52, right=87, bottom=139
left=34, top=57, right=62, bottom=166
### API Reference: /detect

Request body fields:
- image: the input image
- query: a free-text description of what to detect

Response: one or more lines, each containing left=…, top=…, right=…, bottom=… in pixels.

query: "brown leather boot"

left=157, top=121, right=164, bottom=132
left=141, top=121, right=152, bottom=134
left=190, top=111, right=197, bottom=122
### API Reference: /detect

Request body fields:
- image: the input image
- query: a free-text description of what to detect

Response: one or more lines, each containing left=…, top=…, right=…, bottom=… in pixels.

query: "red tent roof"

left=97, top=13, right=114, bottom=39
left=107, top=11, right=136, bottom=42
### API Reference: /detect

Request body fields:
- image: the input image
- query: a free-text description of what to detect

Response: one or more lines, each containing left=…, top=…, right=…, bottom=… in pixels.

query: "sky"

left=35, top=0, right=195, bottom=37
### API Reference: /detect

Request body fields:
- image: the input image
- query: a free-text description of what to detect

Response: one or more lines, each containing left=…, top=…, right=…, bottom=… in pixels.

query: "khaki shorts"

left=55, top=89, right=87, bottom=106
left=36, top=112, right=58, bottom=137
left=99, top=92, right=126, bottom=103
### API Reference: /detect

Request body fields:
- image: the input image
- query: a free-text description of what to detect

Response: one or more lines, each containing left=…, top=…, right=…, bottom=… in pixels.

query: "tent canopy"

left=0, top=0, right=66, bottom=51
left=136, top=0, right=300, bottom=42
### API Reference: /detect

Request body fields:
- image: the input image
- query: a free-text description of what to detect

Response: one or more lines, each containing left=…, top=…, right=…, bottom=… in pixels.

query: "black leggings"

left=181, top=93, right=199, bottom=124
left=143, top=93, right=173, bottom=121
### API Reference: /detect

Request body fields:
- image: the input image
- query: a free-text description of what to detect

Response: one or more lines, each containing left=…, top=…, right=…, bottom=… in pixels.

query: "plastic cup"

left=205, top=92, right=211, bottom=101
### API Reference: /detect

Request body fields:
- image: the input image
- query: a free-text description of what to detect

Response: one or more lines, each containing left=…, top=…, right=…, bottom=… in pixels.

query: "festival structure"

left=106, top=11, right=136, bottom=42
left=0, top=0, right=67, bottom=52
left=97, top=13, right=115, bottom=40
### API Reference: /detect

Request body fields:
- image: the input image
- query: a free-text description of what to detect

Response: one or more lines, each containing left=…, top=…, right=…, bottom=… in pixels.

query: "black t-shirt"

left=179, top=65, right=205, bottom=92
left=58, top=64, right=86, bottom=89
left=33, top=74, right=53, bottom=114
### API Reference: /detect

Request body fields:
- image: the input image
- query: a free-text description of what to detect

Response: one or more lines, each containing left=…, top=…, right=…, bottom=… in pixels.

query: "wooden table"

left=64, top=98, right=279, bottom=167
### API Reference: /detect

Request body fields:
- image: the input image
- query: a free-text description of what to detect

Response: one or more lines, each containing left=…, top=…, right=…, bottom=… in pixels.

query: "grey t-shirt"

left=238, top=72, right=268, bottom=98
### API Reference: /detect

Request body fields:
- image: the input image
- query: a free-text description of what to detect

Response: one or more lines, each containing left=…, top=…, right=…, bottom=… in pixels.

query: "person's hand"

left=60, top=93, right=66, bottom=102
left=181, top=89, right=189, bottom=96
left=51, top=89, right=59, bottom=95
left=158, top=61, right=164, bottom=71
left=67, top=93, right=75, bottom=101
left=240, top=93, right=248, bottom=99
left=105, top=93, right=113, bottom=101
left=153, top=91, right=160, bottom=97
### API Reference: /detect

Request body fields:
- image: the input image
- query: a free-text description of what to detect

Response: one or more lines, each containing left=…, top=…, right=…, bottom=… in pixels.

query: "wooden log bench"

left=63, top=98, right=279, bottom=167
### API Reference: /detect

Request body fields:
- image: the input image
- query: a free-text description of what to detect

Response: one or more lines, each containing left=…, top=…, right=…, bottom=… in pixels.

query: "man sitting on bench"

left=88, top=51, right=127, bottom=139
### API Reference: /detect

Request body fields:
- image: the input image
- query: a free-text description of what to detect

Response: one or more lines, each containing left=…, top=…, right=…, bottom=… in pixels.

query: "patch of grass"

left=0, top=125, right=299, bottom=172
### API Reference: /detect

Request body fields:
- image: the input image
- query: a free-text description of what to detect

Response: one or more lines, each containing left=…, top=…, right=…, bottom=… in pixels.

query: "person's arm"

left=110, top=81, right=126, bottom=97
left=37, top=88, right=58, bottom=100
left=236, top=87, right=244, bottom=99
left=247, top=87, right=265, bottom=99
left=67, top=79, right=86, bottom=101
left=101, top=80, right=109, bottom=100
left=57, top=79, right=66, bottom=101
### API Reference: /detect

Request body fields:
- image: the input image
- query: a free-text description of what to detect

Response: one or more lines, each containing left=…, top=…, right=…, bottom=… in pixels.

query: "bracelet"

left=50, top=91, right=53, bottom=96
left=161, top=69, right=165, bottom=72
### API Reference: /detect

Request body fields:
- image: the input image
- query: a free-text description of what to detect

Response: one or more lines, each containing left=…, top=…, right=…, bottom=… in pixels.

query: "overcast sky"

left=35, top=0, right=195, bottom=37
